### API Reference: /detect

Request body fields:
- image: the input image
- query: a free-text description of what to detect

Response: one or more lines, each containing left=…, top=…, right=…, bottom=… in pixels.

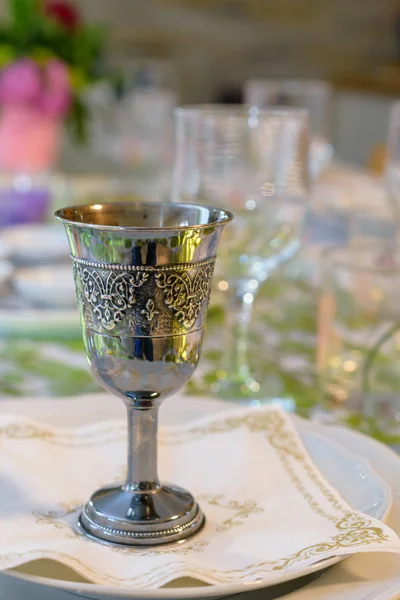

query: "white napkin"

left=0, top=406, right=399, bottom=589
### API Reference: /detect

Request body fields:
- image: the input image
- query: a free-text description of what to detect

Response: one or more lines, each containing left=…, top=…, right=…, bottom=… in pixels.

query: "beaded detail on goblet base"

left=78, top=484, right=205, bottom=547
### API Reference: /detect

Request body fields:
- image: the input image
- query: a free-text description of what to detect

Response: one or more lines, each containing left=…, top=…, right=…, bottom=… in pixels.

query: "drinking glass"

left=317, top=243, right=400, bottom=438
left=56, top=201, right=232, bottom=546
left=117, top=89, right=176, bottom=171
left=244, top=79, right=333, bottom=180
left=385, top=100, right=400, bottom=218
left=173, top=105, right=309, bottom=401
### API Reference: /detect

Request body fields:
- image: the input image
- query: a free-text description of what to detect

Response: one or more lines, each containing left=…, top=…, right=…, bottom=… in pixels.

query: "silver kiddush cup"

left=55, top=201, right=233, bottom=546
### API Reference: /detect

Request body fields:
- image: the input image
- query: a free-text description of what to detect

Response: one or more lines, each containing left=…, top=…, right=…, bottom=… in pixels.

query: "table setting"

left=1, top=178, right=400, bottom=600
left=0, top=401, right=399, bottom=589
left=0, top=33, right=400, bottom=600
left=0, top=394, right=399, bottom=600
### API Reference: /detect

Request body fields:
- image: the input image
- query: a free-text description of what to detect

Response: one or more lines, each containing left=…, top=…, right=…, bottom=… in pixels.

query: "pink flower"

left=0, top=58, right=72, bottom=118
left=0, top=59, right=42, bottom=105
left=39, top=91, right=72, bottom=117
left=38, top=59, right=72, bottom=117
left=46, top=59, right=71, bottom=92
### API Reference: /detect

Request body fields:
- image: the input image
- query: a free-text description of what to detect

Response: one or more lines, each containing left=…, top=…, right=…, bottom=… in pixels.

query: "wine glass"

left=244, top=79, right=333, bottom=181
left=56, top=201, right=232, bottom=546
left=172, top=105, right=310, bottom=402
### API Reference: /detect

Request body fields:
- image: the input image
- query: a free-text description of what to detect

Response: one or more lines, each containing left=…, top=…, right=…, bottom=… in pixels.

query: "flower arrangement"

left=0, top=0, right=103, bottom=171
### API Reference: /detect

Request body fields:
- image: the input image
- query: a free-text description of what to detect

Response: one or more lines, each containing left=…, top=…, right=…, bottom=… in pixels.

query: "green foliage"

left=345, top=413, right=400, bottom=446
left=1, top=0, right=103, bottom=72
left=0, top=0, right=105, bottom=142
left=0, top=340, right=98, bottom=396
left=67, top=96, right=90, bottom=145
left=1, top=266, right=398, bottom=446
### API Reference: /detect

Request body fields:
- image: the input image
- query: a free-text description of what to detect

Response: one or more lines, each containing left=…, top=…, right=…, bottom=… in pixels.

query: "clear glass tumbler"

left=385, top=100, right=400, bottom=219
left=317, top=243, right=400, bottom=440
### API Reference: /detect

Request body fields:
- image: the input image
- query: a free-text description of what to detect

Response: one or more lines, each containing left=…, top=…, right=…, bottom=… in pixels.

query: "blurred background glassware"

left=0, top=224, right=69, bottom=266
left=83, top=86, right=177, bottom=202
left=116, top=88, right=176, bottom=195
left=56, top=200, right=232, bottom=546
left=13, top=265, right=75, bottom=308
left=317, top=243, right=400, bottom=438
left=79, top=82, right=121, bottom=164
left=244, top=80, right=333, bottom=181
left=61, top=63, right=178, bottom=204
left=172, top=105, right=309, bottom=402
left=385, top=100, right=400, bottom=220
left=303, top=170, right=397, bottom=279
left=0, top=172, right=52, bottom=227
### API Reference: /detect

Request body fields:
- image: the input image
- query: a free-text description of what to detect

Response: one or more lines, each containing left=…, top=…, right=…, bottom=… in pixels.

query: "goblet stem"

left=124, top=404, right=160, bottom=492
left=218, top=279, right=261, bottom=399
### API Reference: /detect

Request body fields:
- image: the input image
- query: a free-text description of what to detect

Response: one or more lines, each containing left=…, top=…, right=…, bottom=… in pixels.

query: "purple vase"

left=0, top=175, right=51, bottom=227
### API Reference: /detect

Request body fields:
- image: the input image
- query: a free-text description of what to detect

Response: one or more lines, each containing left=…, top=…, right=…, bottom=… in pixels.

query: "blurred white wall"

left=1, top=0, right=396, bottom=102
left=0, top=0, right=398, bottom=165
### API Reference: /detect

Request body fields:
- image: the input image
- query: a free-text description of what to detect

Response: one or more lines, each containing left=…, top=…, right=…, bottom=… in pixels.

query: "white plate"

left=0, top=224, right=69, bottom=265
left=0, top=396, right=393, bottom=600
left=13, top=265, right=76, bottom=308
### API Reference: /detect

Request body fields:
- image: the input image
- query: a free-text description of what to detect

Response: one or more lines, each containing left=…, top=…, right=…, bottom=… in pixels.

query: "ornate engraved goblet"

left=55, top=201, right=232, bottom=546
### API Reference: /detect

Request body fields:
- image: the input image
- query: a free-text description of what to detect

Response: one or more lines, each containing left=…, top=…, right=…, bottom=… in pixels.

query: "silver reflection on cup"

left=55, top=201, right=232, bottom=546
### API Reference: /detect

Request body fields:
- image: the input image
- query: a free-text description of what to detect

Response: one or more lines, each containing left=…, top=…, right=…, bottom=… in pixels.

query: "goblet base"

left=78, top=483, right=205, bottom=547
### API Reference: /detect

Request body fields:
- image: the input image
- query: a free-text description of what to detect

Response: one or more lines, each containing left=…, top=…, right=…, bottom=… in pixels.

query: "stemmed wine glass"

left=244, top=80, right=333, bottom=181
left=172, top=105, right=310, bottom=401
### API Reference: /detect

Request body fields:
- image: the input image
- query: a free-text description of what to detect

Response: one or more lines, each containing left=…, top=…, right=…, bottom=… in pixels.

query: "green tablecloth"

left=1, top=260, right=397, bottom=446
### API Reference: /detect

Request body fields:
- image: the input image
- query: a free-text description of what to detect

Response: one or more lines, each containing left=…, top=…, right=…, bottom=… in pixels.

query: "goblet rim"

left=175, top=103, right=310, bottom=120
left=55, top=201, right=233, bottom=232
